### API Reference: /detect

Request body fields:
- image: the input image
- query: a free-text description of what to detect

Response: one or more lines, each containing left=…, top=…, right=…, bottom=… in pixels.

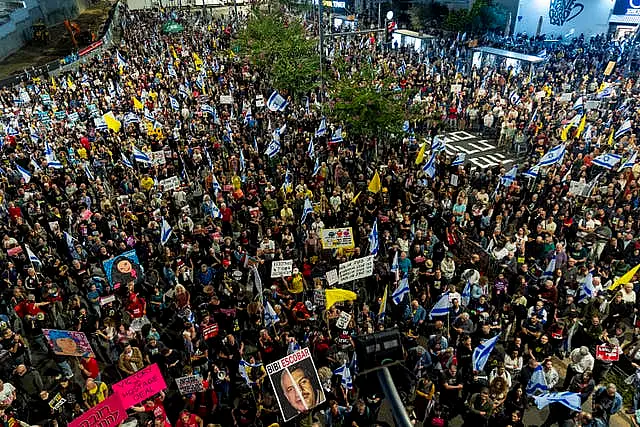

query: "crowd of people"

left=0, top=1, right=638, bottom=426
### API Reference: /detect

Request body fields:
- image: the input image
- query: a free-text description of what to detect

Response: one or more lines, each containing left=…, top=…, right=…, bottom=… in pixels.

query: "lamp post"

left=318, top=0, right=325, bottom=103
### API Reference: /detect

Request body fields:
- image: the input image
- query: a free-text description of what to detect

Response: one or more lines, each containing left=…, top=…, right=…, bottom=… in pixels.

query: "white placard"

left=256, top=95, right=264, bottom=107
left=338, top=255, right=374, bottom=284
left=450, top=84, right=462, bottom=93
left=325, top=269, right=339, bottom=286
left=585, top=100, right=601, bottom=111
left=569, top=180, right=589, bottom=197
left=176, top=375, right=205, bottom=394
left=535, top=91, right=546, bottom=100
left=558, top=93, right=572, bottom=102
left=271, top=260, right=293, bottom=278
left=100, top=295, right=116, bottom=306
left=160, top=176, right=180, bottom=192
left=150, top=151, right=166, bottom=165
left=336, top=312, right=352, bottom=329
left=220, top=95, right=234, bottom=104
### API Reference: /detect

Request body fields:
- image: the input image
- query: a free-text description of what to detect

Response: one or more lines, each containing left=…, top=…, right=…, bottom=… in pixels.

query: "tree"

left=409, top=1, right=449, bottom=31
left=237, top=9, right=319, bottom=100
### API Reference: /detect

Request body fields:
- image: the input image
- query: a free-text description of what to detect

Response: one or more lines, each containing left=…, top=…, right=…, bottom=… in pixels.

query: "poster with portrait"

left=42, top=329, right=95, bottom=358
left=102, top=249, right=144, bottom=289
left=266, top=348, right=326, bottom=422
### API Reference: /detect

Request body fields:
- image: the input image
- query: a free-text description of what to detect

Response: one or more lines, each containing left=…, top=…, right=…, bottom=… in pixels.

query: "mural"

left=515, top=0, right=613, bottom=38
left=549, top=0, right=585, bottom=26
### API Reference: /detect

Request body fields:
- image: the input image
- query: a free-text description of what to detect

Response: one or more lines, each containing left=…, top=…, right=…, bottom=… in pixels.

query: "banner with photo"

left=338, top=255, right=374, bottom=284
left=102, top=249, right=144, bottom=289
left=320, top=228, right=355, bottom=249
left=42, top=329, right=95, bottom=358
left=266, top=348, right=326, bottom=422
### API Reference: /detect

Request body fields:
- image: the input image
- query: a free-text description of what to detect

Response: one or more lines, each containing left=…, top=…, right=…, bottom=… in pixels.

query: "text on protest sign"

left=338, top=255, right=374, bottom=284
left=112, top=363, right=167, bottom=409
left=336, top=312, right=352, bottom=329
left=176, top=375, right=205, bottom=394
left=320, top=227, right=355, bottom=249
left=69, top=394, right=127, bottom=427
left=325, top=269, right=338, bottom=286
left=596, top=345, right=620, bottom=362
left=160, top=176, right=180, bottom=192
left=271, top=260, right=294, bottom=278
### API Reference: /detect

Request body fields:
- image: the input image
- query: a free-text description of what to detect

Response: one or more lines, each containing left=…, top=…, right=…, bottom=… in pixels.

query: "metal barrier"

left=0, top=1, right=122, bottom=89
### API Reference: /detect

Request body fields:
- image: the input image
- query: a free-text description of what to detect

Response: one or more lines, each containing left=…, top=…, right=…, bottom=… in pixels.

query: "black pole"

left=376, top=367, right=412, bottom=427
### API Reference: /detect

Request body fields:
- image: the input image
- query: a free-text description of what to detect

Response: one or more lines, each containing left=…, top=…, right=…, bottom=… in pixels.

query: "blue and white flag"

left=536, top=49, right=547, bottom=58
left=333, top=363, right=353, bottom=390
left=423, top=151, right=437, bottom=179
left=25, top=245, right=41, bottom=266
left=301, top=198, right=313, bottom=224
left=538, top=144, right=566, bottom=167
left=430, top=293, right=450, bottom=319
left=526, top=365, right=549, bottom=396
left=369, top=219, right=379, bottom=256
left=534, top=392, right=582, bottom=412
left=116, top=50, right=127, bottom=68
left=578, top=272, right=595, bottom=303
left=312, top=158, right=321, bottom=177
left=398, top=61, right=406, bottom=75
left=541, top=256, right=557, bottom=279
left=350, top=351, right=359, bottom=375
left=392, top=277, right=410, bottom=305
left=431, top=135, right=446, bottom=153
left=124, top=112, right=139, bottom=126
left=239, top=149, right=246, bottom=172
left=84, top=163, right=94, bottom=181
left=619, top=151, right=637, bottom=171
left=472, top=333, right=500, bottom=372
left=44, top=142, right=63, bottom=169
left=264, top=300, right=280, bottom=327
left=265, top=139, right=281, bottom=158
left=501, top=165, right=518, bottom=187
left=211, top=173, right=221, bottom=194
left=169, top=96, right=180, bottom=111
left=509, top=90, right=521, bottom=105
left=238, top=359, right=263, bottom=385
left=330, top=127, right=343, bottom=144
left=160, top=218, right=173, bottom=245
left=266, top=90, right=288, bottom=112
left=201, top=104, right=214, bottom=116
left=452, top=152, right=466, bottom=166
left=244, top=107, right=252, bottom=125
left=403, top=120, right=410, bottom=133
left=461, top=280, right=471, bottom=307
left=16, top=164, right=31, bottom=183
left=615, top=119, right=632, bottom=139
left=132, top=147, right=151, bottom=164
left=572, top=96, right=584, bottom=112
left=121, top=153, right=133, bottom=169
left=307, top=138, right=315, bottom=159
left=315, top=117, right=327, bottom=137
left=597, top=85, right=613, bottom=99
left=391, top=251, right=399, bottom=281
left=144, top=109, right=155, bottom=122
left=592, top=153, right=621, bottom=169
left=523, top=165, right=540, bottom=179
left=63, top=232, right=74, bottom=251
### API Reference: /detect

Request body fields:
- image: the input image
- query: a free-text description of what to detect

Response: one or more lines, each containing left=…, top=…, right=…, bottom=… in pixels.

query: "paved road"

left=437, top=130, right=517, bottom=171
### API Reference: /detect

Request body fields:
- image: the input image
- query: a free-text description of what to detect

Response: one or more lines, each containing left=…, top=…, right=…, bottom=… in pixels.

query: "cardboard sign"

left=338, top=255, right=374, bottom=284
left=265, top=348, right=326, bottom=422
left=176, top=375, right=205, bottom=394
left=256, top=95, right=265, bottom=107
left=271, top=260, right=294, bottom=278
left=69, top=394, right=126, bottom=427
left=150, top=151, right=166, bottom=166
left=42, top=329, right=95, bottom=358
left=569, top=180, right=590, bottom=197
left=160, top=176, right=180, bottom=192
left=336, top=312, right=352, bottom=329
left=320, top=228, right=355, bottom=249
left=325, top=269, right=339, bottom=286
left=220, top=95, right=233, bottom=104
left=596, top=345, right=620, bottom=362
left=112, top=363, right=167, bottom=409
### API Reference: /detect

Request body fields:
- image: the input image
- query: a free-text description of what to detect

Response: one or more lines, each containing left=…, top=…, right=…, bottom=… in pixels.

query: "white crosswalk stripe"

left=436, top=131, right=517, bottom=170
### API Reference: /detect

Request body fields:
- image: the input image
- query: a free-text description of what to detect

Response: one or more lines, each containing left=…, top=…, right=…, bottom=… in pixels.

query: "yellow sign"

left=604, top=61, right=616, bottom=76
left=320, top=227, right=355, bottom=249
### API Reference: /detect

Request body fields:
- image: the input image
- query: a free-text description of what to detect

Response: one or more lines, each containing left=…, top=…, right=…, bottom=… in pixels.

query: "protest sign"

left=69, top=394, right=127, bottom=427
left=176, top=375, right=205, bottom=394
left=604, top=61, right=616, bottom=76
left=313, top=289, right=326, bottom=307
left=450, top=84, right=462, bottom=93
left=266, top=348, right=326, bottom=422
left=100, top=295, right=116, bottom=306
left=102, top=249, right=144, bottom=289
left=48, top=393, right=66, bottom=410
left=325, top=269, right=339, bottom=286
left=220, top=95, right=233, bottom=104
left=130, top=315, right=151, bottom=332
left=112, top=363, right=167, bottom=409
left=320, top=228, right=355, bottom=249
left=558, top=93, right=572, bottom=103
left=338, top=255, right=374, bottom=284
left=160, top=176, right=180, bottom=192
left=596, top=345, right=620, bottom=362
left=150, top=151, right=166, bottom=166
left=42, top=329, right=95, bottom=358
left=336, top=312, right=352, bottom=329
left=202, top=323, right=219, bottom=340
left=256, top=95, right=265, bottom=107
left=271, top=260, right=293, bottom=278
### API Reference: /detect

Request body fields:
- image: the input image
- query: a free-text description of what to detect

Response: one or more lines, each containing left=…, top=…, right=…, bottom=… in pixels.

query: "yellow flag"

left=576, top=115, right=587, bottom=138
left=609, top=262, right=640, bottom=291
left=415, top=143, right=427, bottom=165
left=325, top=289, right=358, bottom=310
left=378, top=285, right=388, bottom=320
left=193, top=52, right=203, bottom=70
left=132, top=97, right=144, bottom=110
left=560, top=123, right=571, bottom=142
left=607, top=129, right=614, bottom=146
left=51, top=76, right=57, bottom=91
left=67, top=76, right=75, bottom=90
left=351, top=191, right=361, bottom=204
left=368, top=171, right=382, bottom=193
left=102, top=112, right=121, bottom=133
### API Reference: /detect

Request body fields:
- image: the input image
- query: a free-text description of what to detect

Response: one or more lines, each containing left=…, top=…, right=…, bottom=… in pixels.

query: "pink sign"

left=112, top=363, right=167, bottom=409
left=69, top=394, right=127, bottom=427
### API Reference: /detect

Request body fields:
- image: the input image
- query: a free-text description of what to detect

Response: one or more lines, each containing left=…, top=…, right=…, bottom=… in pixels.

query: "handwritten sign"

left=271, top=260, right=293, bottom=278
left=112, top=363, right=167, bottom=409
left=596, top=345, right=620, bottom=362
left=69, top=394, right=127, bottom=427
left=176, top=375, right=205, bottom=394
left=338, top=255, right=374, bottom=284
left=325, top=269, right=339, bottom=286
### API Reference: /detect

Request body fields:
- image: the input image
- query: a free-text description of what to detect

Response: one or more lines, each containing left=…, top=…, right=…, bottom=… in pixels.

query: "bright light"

left=386, top=11, right=393, bottom=20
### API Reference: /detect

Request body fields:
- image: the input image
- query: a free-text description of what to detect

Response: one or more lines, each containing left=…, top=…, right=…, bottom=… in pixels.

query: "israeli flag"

left=472, top=333, right=500, bottom=372
left=541, top=256, right=557, bottom=279
left=16, top=164, right=31, bottom=183
left=592, top=153, right=621, bottom=170
left=144, top=109, right=155, bottom=122
left=390, top=251, right=399, bottom=276
left=538, top=144, right=566, bottom=167
left=63, top=232, right=75, bottom=251
left=132, top=147, right=152, bottom=164
left=265, top=139, right=281, bottom=158
left=307, top=138, right=315, bottom=159
left=615, top=119, right=632, bottom=139
left=45, top=142, right=63, bottom=169
left=252, top=266, right=263, bottom=295
left=369, top=219, right=379, bottom=256
left=84, top=163, right=94, bottom=181
left=423, top=151, right=437, bottom=179
left=526, top=365, right=549, bottom=396
left=68, top=112, right=80, bottom=123
left=116, top=50, right=127, bottom=68
left=239, top=359, right=263, bottom=385
left=392, top=277, right=410, bottom=305
left=578, top=272, right=595, bottom=303
left=266, top=90, right=288, bottom=112
left=431, top=136, right=446, bottom=153
left=461, top=280, right=471, bottom=306
left=619, top=151, right=637, bottom=171
left=30, top=157, right=41, bottom=172
left=124, top=113, right=139, bottom=126
left=509, top=90, right=521, bottom=105
left=25, top=245, right=41, bottom=266
left=501, top=165, right=518, bottom=187
left=398, top=60, right=406, bottom=75
left=597, top=86, right=613, bottom=99
left=201, top=104, right=214, bottom=116
left=350, top=351, right=359, bottom=375
left=330, top=127, right=343, bottom=144
left=430, top=293, right=450, bottom=319
left=167, top=64, right=177, bottom=77
left=403, top=120, right=410, bottom=133
left=333, top=363, right=353, bottom=390
left=523, top=165, right=540, bottom=179
left=264, top=300, right=280, bottom=327
left=573, top=96, right=584, bottom=112
left=312, top=158, right=321, bottom=177
left=169, top=96, right=180, bottom=111
left=210, top=200, right=222, bottom=219
left=211, top=173, right=221, bottom=194
left=244, top=107, right=252, bottom=125
left=301, top=198, right=313, bottom=224
left=315, top=117, right=327, bottom=137
left=239, top=149, right=246, bottom=172
left=121, top=153, right=134, bottom=169
left=452, top=152, right=466, bottom=166
left=536, top=49, right=547, bottom=58
left=534, top=392, right=582, bottom=412
left=160, top=218, right=173, bottom=245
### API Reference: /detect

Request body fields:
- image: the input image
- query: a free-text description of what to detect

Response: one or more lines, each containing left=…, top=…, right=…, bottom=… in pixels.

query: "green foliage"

left=439, top=0, right=508, bottom=33
left=409, top=1, right=449, bottom=30
left=237, top=9, right=319, bottom=100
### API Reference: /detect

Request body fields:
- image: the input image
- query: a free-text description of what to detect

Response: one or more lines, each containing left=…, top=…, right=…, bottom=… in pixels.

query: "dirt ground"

left=0, top=0, right=113, bottom=79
